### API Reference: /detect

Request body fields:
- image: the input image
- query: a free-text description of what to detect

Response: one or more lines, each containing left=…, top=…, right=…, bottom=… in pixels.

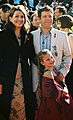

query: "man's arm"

left=58, top=32, right=72, bottom=77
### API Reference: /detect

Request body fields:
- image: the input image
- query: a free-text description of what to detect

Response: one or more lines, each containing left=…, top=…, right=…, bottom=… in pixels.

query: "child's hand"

left=0, top=84, right=3, bottom=95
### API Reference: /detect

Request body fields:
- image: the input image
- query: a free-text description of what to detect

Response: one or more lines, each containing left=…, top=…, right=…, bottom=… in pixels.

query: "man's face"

left=1, top=10, right=10, bottom=21
left=54, top=8, right=62, bottom=20
left=32, top=15, right=40, bottom=27
left=0, top=8, right=2, bottom=19
left=40, top=11, right=53, bottom=29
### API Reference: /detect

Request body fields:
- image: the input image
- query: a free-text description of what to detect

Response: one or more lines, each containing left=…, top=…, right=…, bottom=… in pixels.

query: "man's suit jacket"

left=31, top=27, right=72, bottom=92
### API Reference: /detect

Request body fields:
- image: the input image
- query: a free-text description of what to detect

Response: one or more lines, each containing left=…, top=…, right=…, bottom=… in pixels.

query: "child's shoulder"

left=43, top=70, right=54, bottom=79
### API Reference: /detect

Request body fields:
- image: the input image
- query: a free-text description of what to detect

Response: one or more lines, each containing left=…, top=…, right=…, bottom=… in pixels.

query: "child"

left=37, top=49, right=73, bottom=120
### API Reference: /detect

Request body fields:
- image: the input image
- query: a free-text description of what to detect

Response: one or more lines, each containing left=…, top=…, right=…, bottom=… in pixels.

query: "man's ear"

left=9, top=16, right=12, bottom=22
left=60, top=12, right=63, bottom=16
left=40, top=61, right=44, bottom=66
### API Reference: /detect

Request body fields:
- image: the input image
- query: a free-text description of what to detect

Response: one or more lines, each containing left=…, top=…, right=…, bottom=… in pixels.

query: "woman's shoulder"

left=68, top=31, right=73, bottom=36
left=68, top=32, right=73, bottom=40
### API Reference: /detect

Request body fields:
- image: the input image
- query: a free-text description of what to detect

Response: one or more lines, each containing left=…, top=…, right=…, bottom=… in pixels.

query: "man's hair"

left=30, top=12, right=38, bottom=22
left=56, top=6, right=66, bottom=15
left=38, top=5, right=53, bottom=18
left=0, top=3, right=12, bottom=13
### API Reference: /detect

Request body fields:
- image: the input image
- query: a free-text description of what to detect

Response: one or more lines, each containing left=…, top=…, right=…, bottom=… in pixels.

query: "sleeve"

left=42, top=77, right=58, bottom=98
left=68, top=34, right=73, bottom=58
left=25, top=32, right=38, bottom=65
left=59, top=32, right=72, bottom=77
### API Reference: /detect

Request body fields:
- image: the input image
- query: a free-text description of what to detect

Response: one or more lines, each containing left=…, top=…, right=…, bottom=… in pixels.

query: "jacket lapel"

left=32, top=28, right=41, bottom=54
left=50, top=28, right=57, bottom=53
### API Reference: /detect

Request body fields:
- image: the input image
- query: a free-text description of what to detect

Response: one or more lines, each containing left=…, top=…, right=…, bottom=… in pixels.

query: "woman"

left=0, top=5, right=36, bottom=120
left=57, top=15, right=73, bottom=98
left=37, top=49, right=73, bottom=120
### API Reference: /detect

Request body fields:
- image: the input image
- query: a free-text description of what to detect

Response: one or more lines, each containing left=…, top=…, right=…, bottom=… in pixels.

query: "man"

left=30, top=5, right=72, bottom=96
left=53, top=5, right=66, bottom=29
left=0, top=3, right=12, bottom=30
left=30, top=12, right=40, bottom=32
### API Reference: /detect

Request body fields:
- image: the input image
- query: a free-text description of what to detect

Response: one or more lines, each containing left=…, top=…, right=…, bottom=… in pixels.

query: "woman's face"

left=57, top=20, right=61, bottom=30
left=41, top=53, right=55, bottom=69
left=57, top=20, right=67, bottom=32
left=9, top=10, right=25, bottom=28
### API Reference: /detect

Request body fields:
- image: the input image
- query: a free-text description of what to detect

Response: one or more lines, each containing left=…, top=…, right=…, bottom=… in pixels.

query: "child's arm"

left=43, top=70, right=54, bottom=79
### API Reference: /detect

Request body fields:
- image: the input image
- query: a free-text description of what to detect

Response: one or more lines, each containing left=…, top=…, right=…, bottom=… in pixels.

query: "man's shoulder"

left=52, top=27, right=67, bottom=35
left=31, top=28, right=40, bottom=35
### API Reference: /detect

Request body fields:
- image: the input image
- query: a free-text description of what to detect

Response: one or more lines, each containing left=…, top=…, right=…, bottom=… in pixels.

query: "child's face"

left=41, top=53, right=55, bottom=69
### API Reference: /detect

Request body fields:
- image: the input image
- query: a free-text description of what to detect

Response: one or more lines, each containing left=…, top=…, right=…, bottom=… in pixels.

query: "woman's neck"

left=15, top=28, right=21, bottom=38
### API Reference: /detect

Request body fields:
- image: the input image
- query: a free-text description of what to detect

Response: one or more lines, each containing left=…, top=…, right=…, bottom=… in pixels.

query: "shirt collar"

left=40, top=27, right=53, bottom=35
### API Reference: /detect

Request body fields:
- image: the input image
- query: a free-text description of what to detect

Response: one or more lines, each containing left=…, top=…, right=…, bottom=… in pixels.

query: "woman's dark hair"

left=57, top=15, right=73, bottom=29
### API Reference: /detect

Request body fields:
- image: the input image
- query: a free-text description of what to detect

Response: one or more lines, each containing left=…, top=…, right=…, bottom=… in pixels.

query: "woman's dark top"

left=0, top=23, right=36, bottom=120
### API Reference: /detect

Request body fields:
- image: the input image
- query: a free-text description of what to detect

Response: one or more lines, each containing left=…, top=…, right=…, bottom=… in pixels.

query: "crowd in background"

left=0, top=0, right=73, bottom=13
left=0, top=0, right=73, bottom=26
left=0, top=0, right=73, bottom=120
left=0, top=0, right=73, bottom=31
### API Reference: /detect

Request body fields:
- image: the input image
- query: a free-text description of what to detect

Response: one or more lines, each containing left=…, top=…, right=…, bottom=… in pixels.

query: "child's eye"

left=43, top=15, right=47, bottom=18
left=15, top=15, right=19, bottom=18
left=21, top=16, right=24, bottom=18
left=47, top=59, right=50, bottom=61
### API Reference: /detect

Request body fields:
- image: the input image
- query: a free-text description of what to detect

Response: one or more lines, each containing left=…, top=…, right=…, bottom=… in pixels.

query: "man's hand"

left=0, top=84, right=3, bottom=95
left=54, top=72, right=64, bottom=82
